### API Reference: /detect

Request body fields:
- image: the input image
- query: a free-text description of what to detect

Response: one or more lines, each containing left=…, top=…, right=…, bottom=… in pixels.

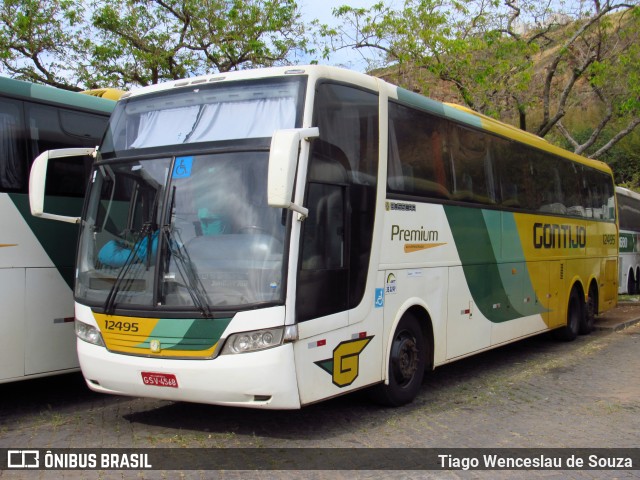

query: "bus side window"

left=449, top=124, right=495, bottom=204
left=301, top=141, right=348, bottom=270
left=301, top=182, right=345, bottom=270
left=387, top=102, right=451, bottom=200
left=28, top=103, right=108, bottom=197
left=0, top=98, right=26, bottom=191
left=297, top=142, right=349, bottom=320
left=561, top=161, right=585, bottom=217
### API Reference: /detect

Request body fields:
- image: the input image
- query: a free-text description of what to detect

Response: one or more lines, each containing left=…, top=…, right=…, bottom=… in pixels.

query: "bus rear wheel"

left=580, top=285, right=597, bottom=335
left=628, top=271, right=636, bottom=295
left=554, top=287, right=582, bottom=341
left=371, top=314, right=427, bottom=407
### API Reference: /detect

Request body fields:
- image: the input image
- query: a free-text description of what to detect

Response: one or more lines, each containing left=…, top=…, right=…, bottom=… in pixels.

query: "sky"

left=296, top=0, right=589, bottom=71
left=298, top=0, right=387, bottom=71
left=300, top=0, right=379, bottom=24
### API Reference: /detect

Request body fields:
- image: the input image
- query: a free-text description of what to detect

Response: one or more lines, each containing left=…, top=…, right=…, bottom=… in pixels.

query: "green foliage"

left=0, top=0, right=638, bottom=181
left=318, top=0, right=640, bottom=162
left=0, top=0, right=83, bottom=89
left=0, top=0, right=308, bottom=88
left=602, top=132, right=640, bottom=189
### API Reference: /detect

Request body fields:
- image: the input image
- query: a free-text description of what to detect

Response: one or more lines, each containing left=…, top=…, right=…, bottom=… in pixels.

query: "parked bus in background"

left=0, top=76, right=121, bottom=383
left=616, top=186, right=640, bottom=294
left=29, top=66, right=617, bottom=408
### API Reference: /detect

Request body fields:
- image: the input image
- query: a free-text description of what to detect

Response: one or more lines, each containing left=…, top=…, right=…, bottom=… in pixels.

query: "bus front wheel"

left=371, top=314, right=427, bottom=407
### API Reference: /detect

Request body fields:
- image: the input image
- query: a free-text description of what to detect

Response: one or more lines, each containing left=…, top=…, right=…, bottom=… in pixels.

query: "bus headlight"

left=221, top=327, right=286, bottom=355
left=75, top=320, right=105, bottom=347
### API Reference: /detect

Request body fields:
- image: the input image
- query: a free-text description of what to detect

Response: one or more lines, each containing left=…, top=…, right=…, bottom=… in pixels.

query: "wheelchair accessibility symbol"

left=375, top=288, right=384, bottom=308
left=173, top=156, right=193, bottom=178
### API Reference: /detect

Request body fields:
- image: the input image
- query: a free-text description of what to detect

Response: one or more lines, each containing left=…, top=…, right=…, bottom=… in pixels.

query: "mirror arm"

left=290, top=203, right=309, bottom=222
left=290, top=127, right=317, bottom=221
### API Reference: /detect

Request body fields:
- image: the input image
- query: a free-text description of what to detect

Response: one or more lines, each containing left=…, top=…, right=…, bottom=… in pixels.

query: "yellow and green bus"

left=29, top=65, right=617, bottom=407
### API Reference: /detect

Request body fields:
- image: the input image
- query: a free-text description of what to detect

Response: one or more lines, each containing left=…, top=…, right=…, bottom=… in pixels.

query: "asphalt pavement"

left=0, top=302, right=639, bottom=479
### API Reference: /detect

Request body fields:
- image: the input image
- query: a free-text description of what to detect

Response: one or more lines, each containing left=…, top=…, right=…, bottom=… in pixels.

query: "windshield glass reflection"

left=76, top=152, right=286, bottom=312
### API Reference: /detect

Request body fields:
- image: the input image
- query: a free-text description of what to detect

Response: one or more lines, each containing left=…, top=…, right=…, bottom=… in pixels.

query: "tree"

left=320, top=0, right=640, bottom=159
left=0, top=0, right=85, bottom=90
left=77, top=0, right=308, bottom=88
left=535, top=2, right=640, bottom=158
left=0, top=0, right=308, bottom=89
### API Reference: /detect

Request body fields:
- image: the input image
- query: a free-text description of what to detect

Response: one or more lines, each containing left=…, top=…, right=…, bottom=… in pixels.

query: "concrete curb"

left=594, top=316, right=640, bottom=332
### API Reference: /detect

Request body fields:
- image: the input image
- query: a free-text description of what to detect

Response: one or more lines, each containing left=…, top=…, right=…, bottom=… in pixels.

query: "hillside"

left=366, top=8, right=639, bottom=187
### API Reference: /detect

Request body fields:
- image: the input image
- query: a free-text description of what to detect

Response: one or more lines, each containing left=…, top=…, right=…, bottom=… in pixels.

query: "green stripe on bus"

left=137, top=317, right=232, bottom=351
left=173, top=317, right=231, bottom=351
left=8, top=193, right=81, bottom=289
left=620, top=232, right=638, bottom=253
left=444, top=206, right=545, bottom=322
left=495, top=211, right=547, bottom=317
left=0, top=76, right=115, bottom=114
left=396, top=87, right=483, bottom=128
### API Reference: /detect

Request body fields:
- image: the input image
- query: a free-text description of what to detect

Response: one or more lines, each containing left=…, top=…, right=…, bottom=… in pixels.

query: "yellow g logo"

left=150, top=339, right=161, bottom=353
left=315, top=336, right=373, bottom=387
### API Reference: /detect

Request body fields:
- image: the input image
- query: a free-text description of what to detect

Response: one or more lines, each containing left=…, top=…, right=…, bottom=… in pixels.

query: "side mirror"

left=29, top=147, right=96, bottom=224
left=268, top=127, right=319, bottom=219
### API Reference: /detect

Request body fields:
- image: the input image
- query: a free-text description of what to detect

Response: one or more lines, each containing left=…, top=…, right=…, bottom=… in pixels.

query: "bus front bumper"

left=77, top=340, right=301, bottom=409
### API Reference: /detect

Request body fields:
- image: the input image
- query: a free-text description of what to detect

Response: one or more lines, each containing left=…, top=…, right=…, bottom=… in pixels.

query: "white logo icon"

left=8, top=450, right=39, bottom=468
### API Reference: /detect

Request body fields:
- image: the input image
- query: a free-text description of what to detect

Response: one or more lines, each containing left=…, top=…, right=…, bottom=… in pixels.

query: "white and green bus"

left=30, top=66, right=617, bottom=408
left=616, top=186, right=640, bottom=294
left=0, top=76, right=119, bottom=383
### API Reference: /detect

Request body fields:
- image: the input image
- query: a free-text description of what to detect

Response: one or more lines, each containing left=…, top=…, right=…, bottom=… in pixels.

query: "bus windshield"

left=76, top=151, right=287, bottom=313
left=75, top=76, right=306, bottom=314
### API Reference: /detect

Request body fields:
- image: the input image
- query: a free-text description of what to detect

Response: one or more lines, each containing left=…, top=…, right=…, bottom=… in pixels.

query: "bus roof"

left=616, top=186, right=640, bottom=201
left=115, top=64, right=612, bottom=175
left=0, top=76, right=117, bottom=114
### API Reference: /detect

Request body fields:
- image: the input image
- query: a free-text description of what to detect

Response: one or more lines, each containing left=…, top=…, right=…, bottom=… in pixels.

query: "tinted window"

left=0, top=98, right=25, bottom=191
left=449, top=124, right=496, bottom=204
left=618, top=190, right=640, bottom=231
left=297, top=83, right=379, bottom=321
left=26, top=104, right=108, bottom=197
left=386, top=101, right=614, bottom=222
left=387, top=102, right=451, bottom=199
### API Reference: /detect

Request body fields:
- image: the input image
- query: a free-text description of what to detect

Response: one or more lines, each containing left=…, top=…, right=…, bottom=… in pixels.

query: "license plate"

left=141, top=372, right=178, bottom=388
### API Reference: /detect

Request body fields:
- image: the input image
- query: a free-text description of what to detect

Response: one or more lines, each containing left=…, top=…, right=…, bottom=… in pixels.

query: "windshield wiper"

left=163, top=225, right=212, bottom=318
left=103, top=222, right=156, bottom=315
left=160, top=185, right=212, bottom=318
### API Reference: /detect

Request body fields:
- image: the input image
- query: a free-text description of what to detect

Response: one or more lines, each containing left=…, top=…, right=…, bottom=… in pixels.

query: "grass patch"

left=618, top=294, right=640, bottom=302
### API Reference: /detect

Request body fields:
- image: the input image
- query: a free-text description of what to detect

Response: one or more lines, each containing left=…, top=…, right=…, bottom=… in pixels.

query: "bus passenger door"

left=293, top=81, right=381, bottom=404
left=294, top=181, right=351, bottom=405
left=293, top=180, right=378, bottom=405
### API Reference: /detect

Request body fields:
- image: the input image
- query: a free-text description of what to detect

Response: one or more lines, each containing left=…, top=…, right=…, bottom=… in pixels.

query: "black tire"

left=627, top=271, right=636, bottom=295
left=554, top=287, right=582, bottom=341
left=580, top=285, right=597, bottom=335
left=370, top=314, right=427, bottom=407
